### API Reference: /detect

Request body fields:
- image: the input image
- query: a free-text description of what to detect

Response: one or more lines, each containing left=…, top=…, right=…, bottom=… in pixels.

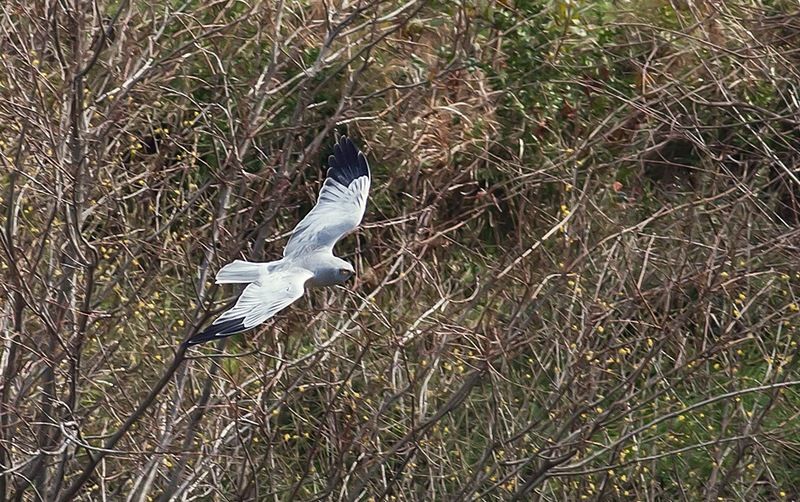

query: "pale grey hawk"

left=187, top=136, right=370, bottom=345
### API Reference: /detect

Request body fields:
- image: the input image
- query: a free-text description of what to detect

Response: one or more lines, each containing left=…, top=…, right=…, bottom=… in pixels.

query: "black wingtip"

left=185, top=317, right=246, bottom=346
left=326, top=135, right=369, bottom=187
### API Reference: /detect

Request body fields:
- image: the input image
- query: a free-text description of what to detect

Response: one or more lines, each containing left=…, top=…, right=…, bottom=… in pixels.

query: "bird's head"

left=335, top=262, right=356, bottom=284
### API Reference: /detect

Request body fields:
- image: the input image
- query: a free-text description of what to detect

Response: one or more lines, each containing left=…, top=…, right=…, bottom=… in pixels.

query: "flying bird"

left=186, top=136, right=370, bottom=346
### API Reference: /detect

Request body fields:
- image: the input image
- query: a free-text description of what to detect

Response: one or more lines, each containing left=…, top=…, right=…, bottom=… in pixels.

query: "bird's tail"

left=215, top=259, right=271, bottom=284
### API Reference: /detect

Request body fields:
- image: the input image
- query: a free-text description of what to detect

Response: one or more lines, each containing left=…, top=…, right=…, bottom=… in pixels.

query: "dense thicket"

left=1, top=0, right=800, bottom=499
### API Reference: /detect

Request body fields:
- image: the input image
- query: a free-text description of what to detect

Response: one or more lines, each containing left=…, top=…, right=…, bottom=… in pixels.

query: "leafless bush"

left=1, top=0, right=799, bottom=500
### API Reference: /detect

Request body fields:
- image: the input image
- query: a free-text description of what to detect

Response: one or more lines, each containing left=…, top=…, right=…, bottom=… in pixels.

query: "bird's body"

left=186, top=136, right=370, bottom=346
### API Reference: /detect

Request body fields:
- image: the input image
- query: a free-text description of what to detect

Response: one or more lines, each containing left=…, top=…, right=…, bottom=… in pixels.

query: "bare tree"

left=1, top=0, right=799, bottom=500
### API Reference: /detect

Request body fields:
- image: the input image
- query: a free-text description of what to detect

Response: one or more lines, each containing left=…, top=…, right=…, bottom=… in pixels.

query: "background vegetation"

left=1, top=0, right=800, bottom=499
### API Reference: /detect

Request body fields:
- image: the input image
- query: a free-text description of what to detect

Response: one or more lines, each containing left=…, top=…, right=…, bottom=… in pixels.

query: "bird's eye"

left=339, top=269, right=350, bottom=276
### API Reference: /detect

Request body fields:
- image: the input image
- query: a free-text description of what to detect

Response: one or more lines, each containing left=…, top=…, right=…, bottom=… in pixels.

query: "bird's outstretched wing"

left=186, top=268, right=313, bottom=346
left=283, top=136, right=370, bottom=257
